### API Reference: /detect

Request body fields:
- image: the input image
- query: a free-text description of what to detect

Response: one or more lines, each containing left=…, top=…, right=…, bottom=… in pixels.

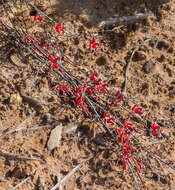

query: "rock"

left=47, top=124, right=63, bottom=152
left=157, top=54, right=166, bottom=63
left=148, top=39, right=157, bottom=47
left=142, top=61, right=155, bottom=73
left=157, top=40, right=170, bottom=49
left=10, top=93, right=22, bottom=105
left=96, top=56, right=108, bottom=66
left=139, top=45, right=149, bottom=52
left=43, top=113, right=52, bottom=122
left=133, top=50, right=147, bottom=61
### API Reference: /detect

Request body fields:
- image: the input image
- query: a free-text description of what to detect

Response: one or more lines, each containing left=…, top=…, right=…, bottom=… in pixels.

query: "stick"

left=98, top=12, right=153, bottom=28
left=50, top=159, right=87, bottom=190
left=121, top=47, right=139, bottom=96
left=0, top=151, right=42, bottom=161
left=126, top=160, right=141, bottom=190
left=11, top=176, right=30, bottom=190
left=0, top=72, right=17, bottom=92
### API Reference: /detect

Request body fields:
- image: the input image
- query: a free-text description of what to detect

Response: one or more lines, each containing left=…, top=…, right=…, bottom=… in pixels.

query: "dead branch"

left=11, top=176, right=31, bottom=190
left=98, top=12, right=154, bottom=28
left=0, top=151, right=42, bottom=161
left=50, top=159, right=87, bottom=190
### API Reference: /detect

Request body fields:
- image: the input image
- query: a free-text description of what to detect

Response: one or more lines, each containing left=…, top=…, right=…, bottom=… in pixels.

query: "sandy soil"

left=0, top=0, right=175, bottom=189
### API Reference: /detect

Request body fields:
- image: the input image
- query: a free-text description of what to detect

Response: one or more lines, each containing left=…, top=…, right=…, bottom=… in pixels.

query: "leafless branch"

left=98, top=12, right=154, bottom=28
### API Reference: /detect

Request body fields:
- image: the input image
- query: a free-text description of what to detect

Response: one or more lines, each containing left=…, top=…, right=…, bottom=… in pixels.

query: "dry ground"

left=0, top=0, right=175, bottom=189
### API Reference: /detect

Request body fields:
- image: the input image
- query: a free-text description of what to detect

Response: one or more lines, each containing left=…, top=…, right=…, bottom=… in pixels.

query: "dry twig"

left=0, top=151, right=42, bottom=161
left=98, top=12, right=153, bottom=28
left=50, top=159, right=87, bottom=190
left=11, top=176, right=31, bottom=190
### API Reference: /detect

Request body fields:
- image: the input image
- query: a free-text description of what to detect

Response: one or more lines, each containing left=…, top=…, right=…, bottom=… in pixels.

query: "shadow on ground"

left=53, top=0, right=170, bottom=27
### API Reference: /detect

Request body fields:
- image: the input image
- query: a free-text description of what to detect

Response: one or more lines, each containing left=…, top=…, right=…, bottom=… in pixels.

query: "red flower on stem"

left=55, top=24, right=65, bottom=34
left=151, top=122, right=161, bottom=137
left=81, top=104, right=91, bottom=117
left=116, top=89, right=126, bottom=101
left=137, top=161, right=142, bottom=170
left=75, top=93, right=84, bottom=104
left=107, top=117, right=115, bottom=125
left=60, top=85, right=73, bottom=96
left=49, top=54, right=61, bottom=71
left=103, top=111, right=109, bottom=119
left=51, top=84, right=60, bottom=90
left=132, top=103, right=144, bottom=114
left=122, top=157, right=127, bottom=170
left=25, top=34, right=35, bottom=41
left=91, top=73, right=99, bottom=83
left=89, top=36, right=101, bottom=51
left=122, top=118, right=136, bottom=131
left=34, top=12, right=46, bottom=22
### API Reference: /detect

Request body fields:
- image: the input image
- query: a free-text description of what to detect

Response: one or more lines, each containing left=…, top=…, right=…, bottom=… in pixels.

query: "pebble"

left=142, top=61, right=155, bottom=73
left=43, top=113, right=52, bottom=122
left=157, top=54, right=166, bottom=63
left=157, top=40, right=170, bottom=49
left=133, top=50, right=147, bottom=61
left=139, top=45, right=149, bottom=52
left=96, top=56, right=108, bottom=66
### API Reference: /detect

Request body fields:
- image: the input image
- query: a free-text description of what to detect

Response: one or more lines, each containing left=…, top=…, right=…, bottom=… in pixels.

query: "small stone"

left=142, top=61, right=155, bottom=73
left=149, top=39, right=157, bottom=47
left=133, top=51, right=147, bottom=61
left=157, top=54, right=166, bottom=63
left=96, top=56, right=108, bottom=66
left=168, top=89, right=175, bottom=98
left=10, top=93, right=22, bottom=105
left=139, top=45, right=149, bottom=52
left=157, top=40, right=170, bottom=49
left=43, top=113, right=51, bottom=122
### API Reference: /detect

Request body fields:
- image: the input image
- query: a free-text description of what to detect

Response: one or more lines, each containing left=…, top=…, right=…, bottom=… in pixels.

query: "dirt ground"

left=0, top=0, right=175, bottom=189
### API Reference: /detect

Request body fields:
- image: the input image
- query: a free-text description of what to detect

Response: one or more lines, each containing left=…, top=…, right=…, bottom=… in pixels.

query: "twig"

left=11, top=176, right=31, bottom=190
left=0, top=116, right=32, bottom=136
left=50, top=159, right=87, bottom=190
left=0, top=151, right=42, bottom=161
left=98, top=12, right=154, bottom=28
left=121, top=47, right=139, bottom=96
left=56, top=173, right=63, bottom=190
left=0, top=72, right=17, bottom=92
left=126, top=160, right=141, bottom=190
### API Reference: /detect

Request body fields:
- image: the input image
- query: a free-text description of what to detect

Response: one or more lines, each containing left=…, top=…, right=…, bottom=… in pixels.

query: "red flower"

left=51, top=84, right=60, bottom=90
left=86, top=87, right=93, bottom=94
left=91, top=73, right=99, bottom=83
left=151, top=122, right=161, bottom=137
left=137, top=161, right=142, bottom=169
left=81, top=104, right=91, bottom=117
left=25, top=35, right=35, bottom=40
left=60, top=85, right=73, bottom=96
left=122, top=118, right=136, bottom=131
left=116, top=89, right=126, bottom=101
left=34, top=12, right=46, bottom=22
left=75, top=93, right=83, bottom=104
left=107, top=117, right=115, bottom=125
left=55, top=24, right=65, bottom=34
left=49, top=54, right=61, bottom=63
left=132, top=103, right=144, bottom=114
left=103, top=111, right=109, bottom=119
left=122, top=157, right=127, bottom=170
left=89, top=36, right=101, bottom=51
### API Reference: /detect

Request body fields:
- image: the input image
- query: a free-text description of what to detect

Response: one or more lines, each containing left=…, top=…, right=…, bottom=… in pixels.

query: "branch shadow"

left=52, top=0, right=170, bottom=27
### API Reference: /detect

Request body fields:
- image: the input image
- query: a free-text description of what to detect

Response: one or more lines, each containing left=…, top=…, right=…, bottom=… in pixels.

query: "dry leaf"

left=47, top=124, right=63, bottom=152
left=63, top=122, right=79, bottom=134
